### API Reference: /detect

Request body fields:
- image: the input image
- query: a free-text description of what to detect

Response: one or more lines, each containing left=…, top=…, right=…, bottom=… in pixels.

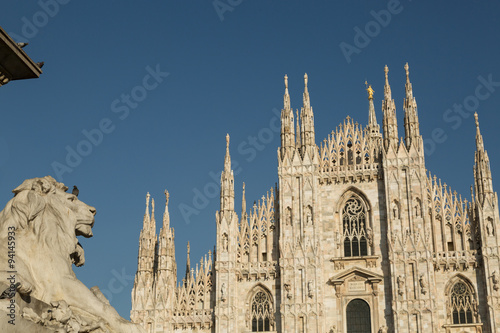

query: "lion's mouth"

left=76, top=219, right=94, bottom=238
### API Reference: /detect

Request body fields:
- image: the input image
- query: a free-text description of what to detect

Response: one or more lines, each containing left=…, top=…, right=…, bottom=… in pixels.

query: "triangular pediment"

left=329, top=266, right=383, bottom=284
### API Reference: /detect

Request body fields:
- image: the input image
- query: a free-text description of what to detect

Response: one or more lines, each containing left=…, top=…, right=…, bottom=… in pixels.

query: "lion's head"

left=2, top=176, right=96, bottom=267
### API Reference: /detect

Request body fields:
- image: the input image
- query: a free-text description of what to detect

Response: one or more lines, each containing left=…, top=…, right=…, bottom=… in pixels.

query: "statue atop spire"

left=145, top=192, right=150, bottom=215
left=365, top=81, right=374, bottom=100
left=284, top=74, right=290, bottom=110
left=224, top=133, right=231, bottom=172
left=475, top=112, right=484, bottom=147
left=365, top=81, right=380, bottom=139
left=384, top=65, right=392, bottom=101
left=303, top=73, right=310, bottom=109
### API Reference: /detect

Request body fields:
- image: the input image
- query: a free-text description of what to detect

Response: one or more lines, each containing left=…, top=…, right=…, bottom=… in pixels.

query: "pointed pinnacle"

left=405, top=62, right=410, bottom=82
left=145, top=192, right=150, bottom=215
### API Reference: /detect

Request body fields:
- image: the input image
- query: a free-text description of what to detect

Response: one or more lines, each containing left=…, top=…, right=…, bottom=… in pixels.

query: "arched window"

left=346, top=299, right=371, bottom=333
left=342, top=197, right=368, bottom=257
left=449, top=281, right=476, bottom=324
left=251, top=290, right=273, bottom=332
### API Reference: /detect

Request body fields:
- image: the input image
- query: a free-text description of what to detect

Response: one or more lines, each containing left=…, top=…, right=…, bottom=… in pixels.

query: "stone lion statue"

left=0, top=176, right=144, bottom=333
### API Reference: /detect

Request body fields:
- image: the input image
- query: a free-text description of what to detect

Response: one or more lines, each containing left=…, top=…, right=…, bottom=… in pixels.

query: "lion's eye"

left=68, top=196, right=76, bottom=202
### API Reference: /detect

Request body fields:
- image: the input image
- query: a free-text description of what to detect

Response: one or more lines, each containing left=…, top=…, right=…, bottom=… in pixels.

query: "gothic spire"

left=163, top=190, right=170, bottom=230
left=382, top=65, right=398, bottom=151
left=365, top=82, right=381, bottom=139
left=284, top=74, right=290, bottom=110
left=474, top=113, right=494, bottom=204
left=220, top=134, right=235, bottom=213
left=403, top=63, right=421, bottom=150
left=295, top=109, right=301, bottom=148
left=280, top=74, right=295, bottom=156
left=185, top=242, right=191, bottom=281
left=144, top=192, right=150, bottom=228
left=300, top=73, right=316, bottom=154
left=241, top=182, right=247, bottom=220
left=150, top=198, right=156, bottom=236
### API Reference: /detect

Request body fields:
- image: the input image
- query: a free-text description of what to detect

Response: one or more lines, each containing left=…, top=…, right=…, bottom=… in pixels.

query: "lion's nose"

left=89, top=206, right=96, bottom=216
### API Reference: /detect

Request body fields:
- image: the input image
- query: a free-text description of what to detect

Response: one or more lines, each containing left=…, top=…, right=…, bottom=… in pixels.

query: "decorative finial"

left=304, top=73, right=308, bottom=88
left=187, top=241, right=190, bottom=254
left=404, top=62, right=410, bottom=80
left=226, top=133, right=230, bottom=148
left=284, top=74, right=288, bottom=89
left=474, top=112, right=479, bottom=128
left=365, top=81, right=374, bottom=100
left=165, top=189, right=169, bottom=206
left=384, top=65, right=389, bottom=77
left=243, top=182, right=245, bottom=191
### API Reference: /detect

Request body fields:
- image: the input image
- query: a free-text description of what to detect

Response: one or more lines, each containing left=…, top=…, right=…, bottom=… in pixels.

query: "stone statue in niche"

left=492, top=271, right=499, bottom=291
left=486, top=217, right=495, bottom=236
left=284, top=283, right=292, bottom=300
left=414, top=198, right=421, bottom=217
left=307, top=281, right=314, bottom=298
left=0, top=176, right=144, bottom=333
left=397, top=275, right=405, bottom=296
left=221, top=283, right=226, bottom=302
left=222, top=233, right=228, bottom=251
left=306, top=206, right=313, bottom=224
left=392, top=201, right=399, bottom=219
left=286, top=207, right=292, bottom=226
left=419, top=274, right=427, bottom=295
left=366, top=227, right=373, bottom=247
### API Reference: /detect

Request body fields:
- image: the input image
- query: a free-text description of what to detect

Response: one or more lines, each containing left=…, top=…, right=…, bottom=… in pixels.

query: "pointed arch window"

left=251, top=290, right=273, bottom=332
left=449, top=281, right=476, bottom=325
left=342, top=197, right=369, bottom=257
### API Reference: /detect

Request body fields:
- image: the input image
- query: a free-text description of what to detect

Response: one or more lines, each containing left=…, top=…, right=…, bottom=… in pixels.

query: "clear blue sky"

left=2, top=1, right=500, bottom=319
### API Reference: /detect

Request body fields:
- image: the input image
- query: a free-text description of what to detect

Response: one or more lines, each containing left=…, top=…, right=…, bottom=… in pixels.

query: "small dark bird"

left=36, top=62, right=44, bottom=68
left=17, top=42, right=28, bottom=48
left=0, top=282, right=21, bottom=299
left=72, top=186, right=79, bottom=197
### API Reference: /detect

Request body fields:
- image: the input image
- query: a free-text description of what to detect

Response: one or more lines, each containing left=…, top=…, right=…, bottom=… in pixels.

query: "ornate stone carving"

left=378, top=325, right=388, bottom=333
left=0, top=176, right=144, bottom=333
left=492, top=271, right=499, bottom=291
left=284, top=282, right=292, bottom=300
left=397, top=275, right=405, bottom=296
left=307, top=280, right=314, bottom=298
left=419, top=274, right=427, bottom=295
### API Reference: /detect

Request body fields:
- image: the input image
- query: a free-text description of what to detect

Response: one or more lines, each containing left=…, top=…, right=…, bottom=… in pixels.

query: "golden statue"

left=365, top=81, right=374, bottom=100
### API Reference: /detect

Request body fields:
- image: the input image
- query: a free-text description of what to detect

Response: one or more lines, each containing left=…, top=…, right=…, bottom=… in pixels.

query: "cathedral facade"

left=130, top=64, right=500, bottom=333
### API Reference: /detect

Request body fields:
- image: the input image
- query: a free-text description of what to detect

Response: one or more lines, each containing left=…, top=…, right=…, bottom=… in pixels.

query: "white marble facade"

left=131, top=65, right=500, bottom=332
